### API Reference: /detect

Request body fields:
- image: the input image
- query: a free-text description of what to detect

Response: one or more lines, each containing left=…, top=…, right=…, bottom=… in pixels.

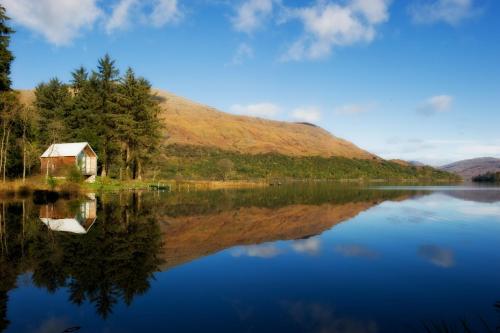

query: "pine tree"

left=69, top=69, right=103, bottom=158
left=0, top=5, right=18, bottom=181
left=116, top=68, right=162, bottom=179
left=71, top=66, right=88, bottom=93
left=0, top=5, right=14, bottom=92
left=34, top=78, right=72, bottom=145
left=94, top=55, right=120, bottom=177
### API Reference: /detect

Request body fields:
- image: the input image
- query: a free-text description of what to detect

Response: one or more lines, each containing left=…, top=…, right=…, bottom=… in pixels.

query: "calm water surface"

left=1, top=185, right=499, bottom=332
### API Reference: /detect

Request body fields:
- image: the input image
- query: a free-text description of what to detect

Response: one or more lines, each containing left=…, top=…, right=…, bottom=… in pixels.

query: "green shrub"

left=47, top=176, right=57, bottom=190
left=67, top=165, right=84, bottom=183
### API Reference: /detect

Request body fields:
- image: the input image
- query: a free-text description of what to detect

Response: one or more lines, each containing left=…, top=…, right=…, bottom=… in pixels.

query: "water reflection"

left=334, top=244, right=379, bottom=259
left=158, top=186, right=410, bottom=270
left=282, top=301, right=378, bottom=333
left=291, top=237, right=321, bottom=255
left=418, top=244, right=455, bottom=268
left=39, top=198, right=97, bottom=234
left=0, top=185, right=499, bottom=332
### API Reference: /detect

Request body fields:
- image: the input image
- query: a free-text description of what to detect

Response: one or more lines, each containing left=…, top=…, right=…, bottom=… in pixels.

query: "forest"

left=0, top=6, right=162, bottom=182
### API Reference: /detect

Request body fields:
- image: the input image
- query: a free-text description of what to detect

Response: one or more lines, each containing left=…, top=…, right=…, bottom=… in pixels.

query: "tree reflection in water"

left=0, top=193, right=163, bottom=327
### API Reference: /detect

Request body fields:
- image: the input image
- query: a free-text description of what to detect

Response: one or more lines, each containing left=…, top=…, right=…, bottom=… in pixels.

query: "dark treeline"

left=0, top=5, right=163, bottom=181
left=473, top=172, right=500, bottom=183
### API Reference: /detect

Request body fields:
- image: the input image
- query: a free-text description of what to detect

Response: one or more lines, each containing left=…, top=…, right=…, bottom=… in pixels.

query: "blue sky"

left=3, top=0, right=500, bottom=165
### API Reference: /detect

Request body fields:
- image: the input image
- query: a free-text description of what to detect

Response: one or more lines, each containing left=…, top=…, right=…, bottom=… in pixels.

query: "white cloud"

left=106, top=0, right=182, bottom=33
left=150, top=0, right=183, bottom=27
left=230, top=43, right=254, bottom=65
left=106, top=0, right=137, bottom=33
left=3, top=0, right=102, bottom=45
left=230, top=102, right=282, bottom=118
left=417, top=94, right=453, bottom=115
left=4, top=0, right=182, bottom=44
left=281, top=0, right=391, bottom=61
left=334, top=103, right=371, bottom=115
left=409, top=0, right=476, bottom=25
left=232, top=0, right=274, bottom=33
left=350, top=0, right=390, bottom=24
left=291, top=106, right=321, bottom=123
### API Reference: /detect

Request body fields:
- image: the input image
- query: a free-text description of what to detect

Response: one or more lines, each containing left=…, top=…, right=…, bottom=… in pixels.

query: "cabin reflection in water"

left=39, top=199, right=97, bottom=234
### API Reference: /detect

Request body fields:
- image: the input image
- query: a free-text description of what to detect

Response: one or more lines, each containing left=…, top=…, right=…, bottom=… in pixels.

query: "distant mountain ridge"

left=440, top=157, right=500, bottom=179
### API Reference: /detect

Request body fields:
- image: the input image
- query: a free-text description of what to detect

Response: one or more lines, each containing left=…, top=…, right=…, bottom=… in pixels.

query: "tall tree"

left=34, top=78, right=72, bottom=145
left=116, top=68, right=162, bottom=179
left=94, top=55, right=120, bottom=177
left=0, top=92, right=21, bottom=182
left=0, top=5, right=14, bottom=92
left=0, top=5, right=18, bottom=181
left=69, top=69, right=103, bottom=158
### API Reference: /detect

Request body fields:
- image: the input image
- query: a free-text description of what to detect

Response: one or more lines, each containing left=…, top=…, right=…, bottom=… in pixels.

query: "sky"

left=3, top=0, right=500, bottom=165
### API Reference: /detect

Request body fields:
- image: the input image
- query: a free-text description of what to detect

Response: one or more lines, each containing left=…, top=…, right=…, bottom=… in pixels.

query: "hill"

left=17, top=89, right=458, bottom=182
left=440, top=157, right=500, bottom=180
left=153, top=90, right=376, bottom=159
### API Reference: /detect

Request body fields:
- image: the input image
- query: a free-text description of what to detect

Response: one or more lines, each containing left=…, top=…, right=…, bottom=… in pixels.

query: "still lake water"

left=1, top=185, right=499, bottom=333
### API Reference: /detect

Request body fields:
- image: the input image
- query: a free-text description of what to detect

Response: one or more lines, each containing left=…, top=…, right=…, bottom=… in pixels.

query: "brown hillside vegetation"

left=19, top=88, right=375, bottom=159
left=153, top=89, right=376, bottom=159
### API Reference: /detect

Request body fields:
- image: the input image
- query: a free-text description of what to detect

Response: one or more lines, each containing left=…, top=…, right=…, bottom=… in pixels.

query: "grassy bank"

left=0, top=176, right=270, bottom=195
left=85, top=177, right=269, bottom=191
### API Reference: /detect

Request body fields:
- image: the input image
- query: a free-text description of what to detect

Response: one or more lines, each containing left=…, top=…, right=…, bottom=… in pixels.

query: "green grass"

left=84, top=177, right=155, bottom=191
left=159, top=144, right=461, bottom=183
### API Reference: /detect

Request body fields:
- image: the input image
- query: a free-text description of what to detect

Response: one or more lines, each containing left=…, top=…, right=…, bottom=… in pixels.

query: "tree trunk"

left=0, top=122, right=6, bottom=181
left=2, top=127, right=10, bottom=183
left=22, top=125, right=26, bottom=183
left=136, top=159, right=142, bottom=180
left=125, top=144, right=131, bottom=180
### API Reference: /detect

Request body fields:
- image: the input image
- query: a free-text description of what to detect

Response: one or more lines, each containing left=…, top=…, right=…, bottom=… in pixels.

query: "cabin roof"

left=40, top=142, right=97, bottom=158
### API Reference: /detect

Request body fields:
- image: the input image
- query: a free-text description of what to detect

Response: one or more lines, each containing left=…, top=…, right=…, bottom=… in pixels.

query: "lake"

left=1, top=185, right=499, bottom=332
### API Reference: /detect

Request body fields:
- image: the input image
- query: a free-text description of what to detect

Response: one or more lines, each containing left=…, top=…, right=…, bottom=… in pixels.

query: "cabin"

left=40, top=142, right=97, bottom=181
left=39, top=199, right=97, bottom=234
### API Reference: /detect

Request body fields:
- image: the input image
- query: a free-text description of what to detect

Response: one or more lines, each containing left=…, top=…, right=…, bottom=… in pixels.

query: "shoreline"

left=0, top=176, right=463, bottom=196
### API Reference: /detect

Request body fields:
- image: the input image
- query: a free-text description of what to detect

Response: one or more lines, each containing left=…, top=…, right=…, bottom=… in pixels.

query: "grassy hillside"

left=161, top=145, right=460, bottom=182
left=154, top=89, right=376, bottom=159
